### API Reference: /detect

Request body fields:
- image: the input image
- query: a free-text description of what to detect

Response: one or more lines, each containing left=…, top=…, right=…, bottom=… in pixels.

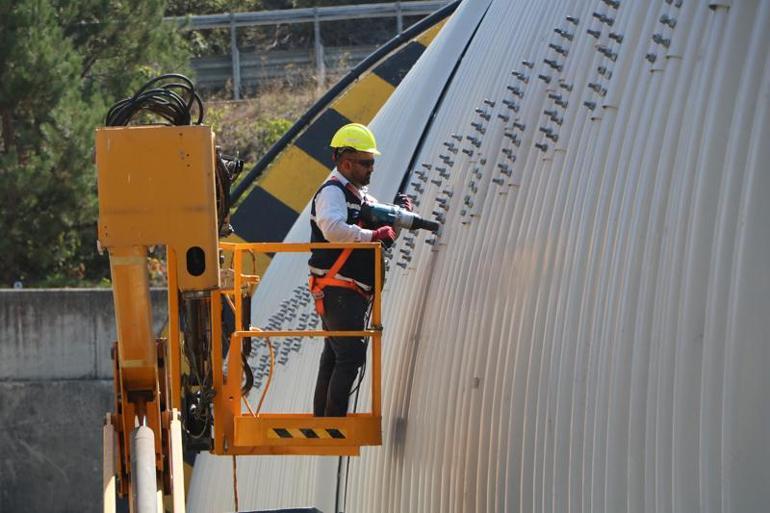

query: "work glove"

left=371, top=225, right=396, bottom=247
left=394, top=193, right=413, bottom=212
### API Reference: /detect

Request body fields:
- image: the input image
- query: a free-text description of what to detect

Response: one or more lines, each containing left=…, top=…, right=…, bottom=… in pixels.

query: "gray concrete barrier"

left=0, top=289, right=167, bottom=513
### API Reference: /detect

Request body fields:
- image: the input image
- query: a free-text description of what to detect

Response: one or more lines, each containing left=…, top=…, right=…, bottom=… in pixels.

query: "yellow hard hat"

left=330, top=123, right=381, bottom=155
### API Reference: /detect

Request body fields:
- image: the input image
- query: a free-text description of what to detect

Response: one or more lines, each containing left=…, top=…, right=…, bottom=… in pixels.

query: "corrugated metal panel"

left=189, top=0, right=770, bottom=512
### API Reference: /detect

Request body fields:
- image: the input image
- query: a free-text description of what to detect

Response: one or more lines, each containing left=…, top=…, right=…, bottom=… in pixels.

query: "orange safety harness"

left=309, top=178, right=372, bottom=316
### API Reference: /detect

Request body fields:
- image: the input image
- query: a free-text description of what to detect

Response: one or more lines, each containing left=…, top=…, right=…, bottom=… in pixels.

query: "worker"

left=308, top=123, right=411, bottom=417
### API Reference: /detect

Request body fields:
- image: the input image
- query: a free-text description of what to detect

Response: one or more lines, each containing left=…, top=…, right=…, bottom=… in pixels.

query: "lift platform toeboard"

left=233, top=413, right=381, bottom=448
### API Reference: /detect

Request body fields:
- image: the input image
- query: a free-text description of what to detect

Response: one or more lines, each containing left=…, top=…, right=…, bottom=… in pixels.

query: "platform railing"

left=211, top=241, right=383, bottom=455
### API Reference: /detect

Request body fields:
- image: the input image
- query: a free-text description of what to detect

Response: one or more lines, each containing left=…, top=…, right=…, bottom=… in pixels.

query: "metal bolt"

left=660, top=14, right=677, bottom=28
left=502, top=99, right=520, bottom=112
left=652, top=33, right=671, bottom=48
left=554, top=28, right=574, bottom=41
left=470, top=122, right=486, bottom=134
left=548, top=43, right=568, bottom=56
left=544, top=58, right=563, bottom=72
left=475, top=108, right=491, bottom=121
left=512, top=71, right=529, bottom=83
left=588, top=82, right=607, bottom=96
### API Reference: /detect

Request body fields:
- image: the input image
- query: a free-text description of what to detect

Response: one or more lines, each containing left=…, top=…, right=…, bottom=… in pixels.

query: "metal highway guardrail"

left=167, top=1, right=451, bottom=98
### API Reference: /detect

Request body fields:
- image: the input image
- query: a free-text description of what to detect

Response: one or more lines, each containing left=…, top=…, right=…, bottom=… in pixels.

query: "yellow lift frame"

left=191, top=241, right=382, bottom=457
left=97, top=125, right=383, bottom=512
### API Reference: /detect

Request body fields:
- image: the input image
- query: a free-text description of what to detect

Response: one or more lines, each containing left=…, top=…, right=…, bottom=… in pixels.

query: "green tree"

left=0, top=0, right=190, bottom=286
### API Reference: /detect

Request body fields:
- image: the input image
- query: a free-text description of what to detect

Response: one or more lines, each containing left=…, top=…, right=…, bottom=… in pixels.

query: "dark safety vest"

left=309, top=179, right=376, bottom=287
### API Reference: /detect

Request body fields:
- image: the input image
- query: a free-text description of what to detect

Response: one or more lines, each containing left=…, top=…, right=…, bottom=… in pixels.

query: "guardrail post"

left=229, top=13, right=241, bottom=100
left=313, top=8, right=326, bottom=93
left=396, top=1, right=403, bottom=33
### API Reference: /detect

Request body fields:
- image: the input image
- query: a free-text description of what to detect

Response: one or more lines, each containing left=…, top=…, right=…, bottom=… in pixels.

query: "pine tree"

left=0, top=0, right=189, bottom=286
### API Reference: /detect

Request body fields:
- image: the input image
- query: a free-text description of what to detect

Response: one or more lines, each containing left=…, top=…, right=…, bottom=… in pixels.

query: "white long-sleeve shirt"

left=313, top=170, right=376, bottom=243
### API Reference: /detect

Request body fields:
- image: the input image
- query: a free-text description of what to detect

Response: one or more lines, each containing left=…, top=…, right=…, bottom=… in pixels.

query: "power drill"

left=360, top=199, right=440, bottom=233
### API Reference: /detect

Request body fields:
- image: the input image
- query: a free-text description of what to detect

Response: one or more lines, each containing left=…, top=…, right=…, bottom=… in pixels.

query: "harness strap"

left=309, top=177, right=371, bottom=316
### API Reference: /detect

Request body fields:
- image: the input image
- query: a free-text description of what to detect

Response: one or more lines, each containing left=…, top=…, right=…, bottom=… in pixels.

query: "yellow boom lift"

left=96, top=76, right=383, bottom=513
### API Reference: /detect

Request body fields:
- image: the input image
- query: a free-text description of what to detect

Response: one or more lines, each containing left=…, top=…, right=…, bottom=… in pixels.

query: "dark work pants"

left=313, top=286, right=370, bottom=417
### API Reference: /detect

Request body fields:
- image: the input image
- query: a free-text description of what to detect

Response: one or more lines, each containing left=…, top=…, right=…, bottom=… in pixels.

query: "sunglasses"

left=349, top=158, right=375, bottom=168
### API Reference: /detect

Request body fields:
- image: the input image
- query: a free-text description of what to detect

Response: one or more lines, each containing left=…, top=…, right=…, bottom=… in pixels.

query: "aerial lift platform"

left=96, top=124, right=382, bottom=513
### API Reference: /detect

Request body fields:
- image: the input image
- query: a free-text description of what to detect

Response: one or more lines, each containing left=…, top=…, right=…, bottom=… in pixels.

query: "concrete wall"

left=0, top=289, right=167, bottom=513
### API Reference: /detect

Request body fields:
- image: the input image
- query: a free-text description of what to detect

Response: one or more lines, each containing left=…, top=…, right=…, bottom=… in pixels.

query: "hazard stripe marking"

left=300, top=428, right=319, bottom=439
left=326, top=428, right=346, bottom=439
left=294, top=109, right=351, bottom=169
left=373, top=41, right=426, bottom=87
left=333, top=73, right=395, bottom=123
left=258, top=146, right=332, bottom=213
left=268, top=427, right=347, bottom=439
left=231, top=187, right=298, bottom=242
left=273, top=428, right=292, bottom=438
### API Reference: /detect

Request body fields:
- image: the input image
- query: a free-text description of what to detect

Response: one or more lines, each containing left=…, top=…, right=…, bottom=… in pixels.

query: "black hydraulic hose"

left=229, top=0, right=461, bottom=204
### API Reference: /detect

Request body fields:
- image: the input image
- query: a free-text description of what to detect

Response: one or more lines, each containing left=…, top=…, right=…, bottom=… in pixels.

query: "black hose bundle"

left=105, top=73, right=204, bottom=126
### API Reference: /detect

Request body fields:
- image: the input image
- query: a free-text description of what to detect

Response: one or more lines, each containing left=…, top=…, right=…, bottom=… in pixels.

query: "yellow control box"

left=96, top=125, right=220, bottom=291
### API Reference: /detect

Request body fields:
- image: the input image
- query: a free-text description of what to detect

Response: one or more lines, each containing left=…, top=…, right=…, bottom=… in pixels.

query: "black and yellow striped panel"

left=269, top=427, right=348, bottom=440
left=226, top=17, right=450, bottom=279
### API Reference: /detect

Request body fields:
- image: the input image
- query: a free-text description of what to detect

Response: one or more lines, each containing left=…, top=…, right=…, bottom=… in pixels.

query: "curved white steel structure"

left=190, top=0, right=770, bottom=512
